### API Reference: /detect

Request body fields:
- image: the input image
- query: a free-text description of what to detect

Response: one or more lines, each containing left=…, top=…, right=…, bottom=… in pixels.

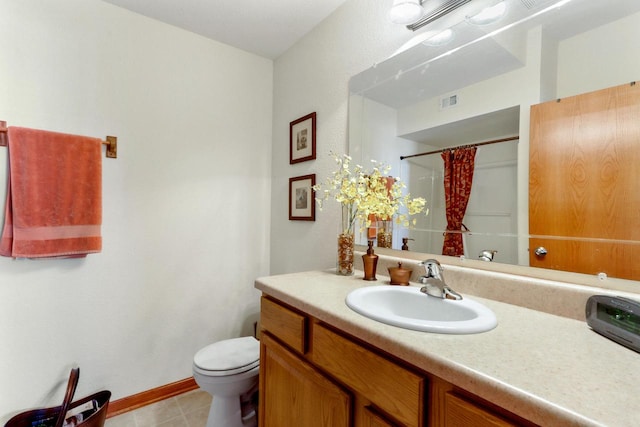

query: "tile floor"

left=104, top=389, right=211, bottom=427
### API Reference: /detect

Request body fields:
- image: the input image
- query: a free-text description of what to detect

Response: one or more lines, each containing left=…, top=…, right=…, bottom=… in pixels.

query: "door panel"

left=529, top=82, right=640, bottom=279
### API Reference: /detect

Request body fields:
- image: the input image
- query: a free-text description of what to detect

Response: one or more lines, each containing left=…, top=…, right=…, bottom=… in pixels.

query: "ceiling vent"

left=407, top=0, right=473, bottom=31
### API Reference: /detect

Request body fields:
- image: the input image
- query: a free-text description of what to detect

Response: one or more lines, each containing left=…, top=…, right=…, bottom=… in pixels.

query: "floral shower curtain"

left=441, top=147, right=477, bottom=256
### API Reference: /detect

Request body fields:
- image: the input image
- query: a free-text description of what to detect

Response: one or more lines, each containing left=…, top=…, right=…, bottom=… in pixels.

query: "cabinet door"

left=443, top=392, right=517, bottom=427
left=260, top=333, right=352, bottom=427
left=431, top=377, right=533, bottom=427
left=361, top=406, right=398, bottom=427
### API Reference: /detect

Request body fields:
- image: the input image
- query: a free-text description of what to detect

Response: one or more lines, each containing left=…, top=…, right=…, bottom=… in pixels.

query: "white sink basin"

left=345, top=285, right=497, bottom=334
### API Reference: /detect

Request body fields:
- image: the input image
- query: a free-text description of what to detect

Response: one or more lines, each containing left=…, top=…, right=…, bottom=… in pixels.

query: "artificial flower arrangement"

left=313, top=152, right=428, bottom=233
left=313, top=152, right=427, bottom=274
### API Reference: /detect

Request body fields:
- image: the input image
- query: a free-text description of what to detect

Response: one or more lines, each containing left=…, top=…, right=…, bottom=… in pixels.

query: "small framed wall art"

left=289, top=174, right=316, bottom=221
left=289, top=112, right=316, bottom=164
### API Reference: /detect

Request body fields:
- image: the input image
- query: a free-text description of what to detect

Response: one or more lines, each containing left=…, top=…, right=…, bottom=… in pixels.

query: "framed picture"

left=289, top=174, right=316, bottom=221
left=290, top=112, right=316, bottom=164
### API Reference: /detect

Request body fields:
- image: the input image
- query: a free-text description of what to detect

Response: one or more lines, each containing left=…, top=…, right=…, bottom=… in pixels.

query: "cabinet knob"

left=534, top=247, right=548, bottom=257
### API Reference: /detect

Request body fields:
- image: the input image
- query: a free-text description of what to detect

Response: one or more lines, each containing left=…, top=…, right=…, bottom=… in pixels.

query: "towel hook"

left=104, top=136, right=117, bottom=158
left=0, top=121, right=7, bottom=147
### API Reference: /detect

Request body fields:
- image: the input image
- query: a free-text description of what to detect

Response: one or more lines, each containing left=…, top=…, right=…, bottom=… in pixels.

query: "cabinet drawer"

left=311, top=322, right=424, bottom=427
left=260, top=297, right=307, bottom=354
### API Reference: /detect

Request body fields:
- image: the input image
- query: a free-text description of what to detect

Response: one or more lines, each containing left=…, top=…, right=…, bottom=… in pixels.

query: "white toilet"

left=192, top=336, right=260, bottom=427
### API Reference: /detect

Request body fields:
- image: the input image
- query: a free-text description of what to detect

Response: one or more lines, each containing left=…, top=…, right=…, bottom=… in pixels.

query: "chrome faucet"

left=479, top=250, right=497, bottom=262
left=418, top=259, right=462, bottom=300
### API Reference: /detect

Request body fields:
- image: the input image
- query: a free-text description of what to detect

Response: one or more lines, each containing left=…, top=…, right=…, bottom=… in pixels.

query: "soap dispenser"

left=401, top=237, right=414, bottom=251
left=362, top=240, right=378, bottom=281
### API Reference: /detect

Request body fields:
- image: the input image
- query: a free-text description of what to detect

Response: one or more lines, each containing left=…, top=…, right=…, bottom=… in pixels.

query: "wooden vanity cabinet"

left=259, top=296, right=421, bottom=426
left=259, top=296, right=535, bottom=427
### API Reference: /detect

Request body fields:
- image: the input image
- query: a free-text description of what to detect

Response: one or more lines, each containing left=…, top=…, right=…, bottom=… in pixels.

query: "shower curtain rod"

left=399, top=135, right=519, bottom=161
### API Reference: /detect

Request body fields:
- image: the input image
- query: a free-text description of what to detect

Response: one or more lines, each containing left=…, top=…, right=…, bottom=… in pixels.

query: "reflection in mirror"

left=402, top=134, right=519, bottom=266
left=349, top=0, right=640, bottom=281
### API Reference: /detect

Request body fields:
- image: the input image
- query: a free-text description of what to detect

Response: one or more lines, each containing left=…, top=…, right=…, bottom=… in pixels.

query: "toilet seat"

left=194, top=336, right=259, bottom=377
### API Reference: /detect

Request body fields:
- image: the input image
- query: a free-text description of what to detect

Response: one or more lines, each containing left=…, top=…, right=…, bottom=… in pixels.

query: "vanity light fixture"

left=389, top=0, right=425, bottom=25
left=406, top=0, right=473, bottom=31
left=465, top=1, right=507, bottom=26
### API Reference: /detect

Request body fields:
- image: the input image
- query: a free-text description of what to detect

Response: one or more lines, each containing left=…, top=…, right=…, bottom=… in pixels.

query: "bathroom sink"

left=345, top=285, right=497, bottom=334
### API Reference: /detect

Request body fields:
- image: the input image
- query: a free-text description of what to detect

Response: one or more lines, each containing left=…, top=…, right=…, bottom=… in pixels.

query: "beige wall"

left=557, top=11, right=640, bottom=98
left=269, top=0, right=418, bottom=274
left=0, top=0, right=272, bottom=417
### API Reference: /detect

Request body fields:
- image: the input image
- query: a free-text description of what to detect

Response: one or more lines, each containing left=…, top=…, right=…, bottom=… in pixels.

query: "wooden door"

left=529, top=82, right=640, bottom=280
left=259, top=333, right=351, bottom=427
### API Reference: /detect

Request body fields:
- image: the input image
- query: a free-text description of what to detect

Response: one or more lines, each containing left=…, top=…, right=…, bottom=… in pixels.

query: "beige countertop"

left=255, top=268, right=640, bottom=427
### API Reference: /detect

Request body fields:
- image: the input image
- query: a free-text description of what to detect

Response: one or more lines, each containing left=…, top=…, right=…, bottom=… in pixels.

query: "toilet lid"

left=194, top=336, right=259, bottom=374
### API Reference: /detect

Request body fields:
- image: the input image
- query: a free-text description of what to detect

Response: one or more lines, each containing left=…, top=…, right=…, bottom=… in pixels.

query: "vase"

left=337, top=204, right=355, bottom=276
left=377, top=219, right=393, bottom=249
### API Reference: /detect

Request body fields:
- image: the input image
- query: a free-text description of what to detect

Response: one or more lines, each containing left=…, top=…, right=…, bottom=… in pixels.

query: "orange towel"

left=0, top=127, right=102, bottom=258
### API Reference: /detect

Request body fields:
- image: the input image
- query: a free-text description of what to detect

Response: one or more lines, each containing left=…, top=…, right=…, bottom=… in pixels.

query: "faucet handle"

left=419, top=258, right=441, bottom=270
left=479, top=250, right=497, bottom=261
left=419, top=259, right=443, bottom=280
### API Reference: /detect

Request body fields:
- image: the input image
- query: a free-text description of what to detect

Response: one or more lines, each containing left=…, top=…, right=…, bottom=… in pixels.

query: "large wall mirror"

left=349, top=0, right=640, bottom=283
